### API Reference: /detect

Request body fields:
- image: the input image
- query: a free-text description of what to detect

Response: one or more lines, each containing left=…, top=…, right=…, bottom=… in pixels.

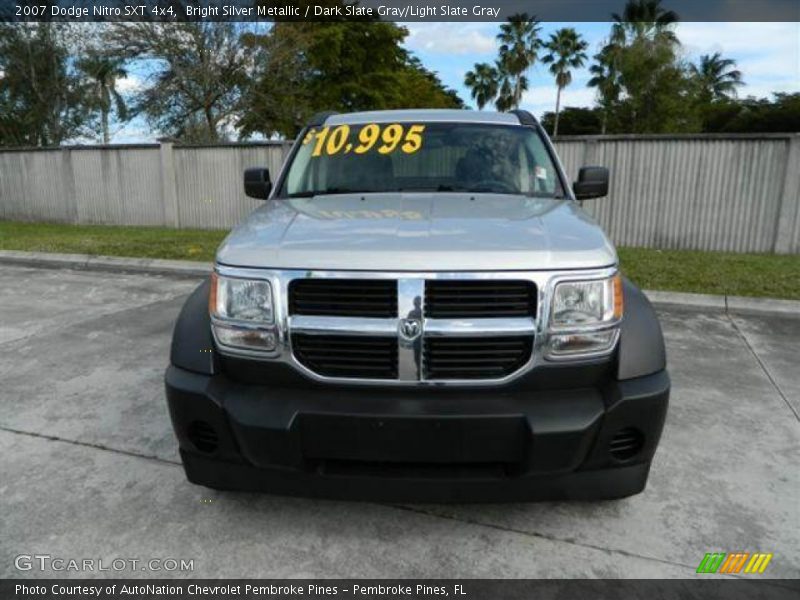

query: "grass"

left=0, top=221, right=225, bottom=262
left=1, top=220, right=798, bottom=299
left=617, top=247, right=800, bottom=300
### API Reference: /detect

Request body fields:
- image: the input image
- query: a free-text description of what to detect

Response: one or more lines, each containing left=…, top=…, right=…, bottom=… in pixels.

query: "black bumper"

left=165, top=364, right=669, bottom=503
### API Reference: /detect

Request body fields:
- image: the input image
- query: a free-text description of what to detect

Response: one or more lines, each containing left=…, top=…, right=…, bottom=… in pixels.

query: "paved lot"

left=1, top=265, right=798, bottom=579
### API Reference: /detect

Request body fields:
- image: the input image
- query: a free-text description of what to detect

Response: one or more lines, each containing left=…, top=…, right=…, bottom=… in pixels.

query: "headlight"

left=551, top=275, right=622, bottom=328
left=210, top=273, right=274, bottom=323
left=210, top=272, right=277, bottom=353
left=546, top=273, right=622, bottom=359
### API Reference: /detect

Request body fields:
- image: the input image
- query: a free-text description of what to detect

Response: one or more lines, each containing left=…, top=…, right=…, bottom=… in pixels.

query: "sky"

left=403, top=21, right=800, bottom=117
left=113, top=21, right=800, bottom=143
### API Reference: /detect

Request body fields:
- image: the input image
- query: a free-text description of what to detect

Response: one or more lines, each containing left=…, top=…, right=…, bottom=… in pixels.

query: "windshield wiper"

left=390, top=185, right=467, bottom=193
left=287, top=187, right=371, bottom=198
left=287, top=187, right=564, bottom=199
left=524, top=191, right=564, bottom=199
left=435, top=184, right=472, bottom=192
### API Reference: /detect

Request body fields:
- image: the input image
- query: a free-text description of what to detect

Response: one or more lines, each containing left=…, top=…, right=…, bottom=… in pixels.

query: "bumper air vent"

left=292, top=334, right=398, bottom=379
left=187, top=421, right=219, bottom=454
left=423, top=336, right=533, bottom=380
left=289, top=279, right=397, bottom=318
left=609, top=427, right=645, bottom=461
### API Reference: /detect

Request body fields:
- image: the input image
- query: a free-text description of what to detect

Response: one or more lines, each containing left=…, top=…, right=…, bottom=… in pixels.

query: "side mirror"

left=244, top=168, right=272, bottom=200
left=573, top=166, right=609, bottom=200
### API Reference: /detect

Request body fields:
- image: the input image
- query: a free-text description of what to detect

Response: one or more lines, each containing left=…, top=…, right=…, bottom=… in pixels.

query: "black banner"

left=3, top=580, right=800, bottom=600
left=2, top=0, right=799, bottom=22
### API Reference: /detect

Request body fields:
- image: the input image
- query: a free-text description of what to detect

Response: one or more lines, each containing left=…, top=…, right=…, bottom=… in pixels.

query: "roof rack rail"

left=510, top=110, right=538, bottom=126
left=307, top=111, right=339, bottom=127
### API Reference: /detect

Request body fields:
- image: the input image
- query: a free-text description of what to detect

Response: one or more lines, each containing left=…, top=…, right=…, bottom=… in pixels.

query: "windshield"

left=280, top=122, right=564, bottom=198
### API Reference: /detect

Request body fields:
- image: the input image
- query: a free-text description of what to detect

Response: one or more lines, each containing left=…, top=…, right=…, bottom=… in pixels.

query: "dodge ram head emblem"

left=399, top=318, right=421, bottom=341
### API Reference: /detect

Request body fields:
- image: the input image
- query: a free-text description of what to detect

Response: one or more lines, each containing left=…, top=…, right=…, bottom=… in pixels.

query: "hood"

left=216, top=193, right=617, bottom=271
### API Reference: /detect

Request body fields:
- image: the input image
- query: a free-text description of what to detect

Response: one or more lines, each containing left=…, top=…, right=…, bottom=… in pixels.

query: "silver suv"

left=166, top=109, right=669, bottom=501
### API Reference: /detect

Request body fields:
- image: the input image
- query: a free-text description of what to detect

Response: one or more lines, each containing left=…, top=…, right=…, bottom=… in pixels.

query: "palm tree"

left=494, top=71, right=518, bottom=112
left=464, top=63, right=499, bottom=110
left=611, top=0, right=679, bottom=46
left=587, top=44, right=622, bottom=134
left=690, top=52, right=744, bottom=102
left=599, top=0, right=680, bottom=133
left=541, top=28, right=588, bottom=136
left=496, top=13, right=541, bottom=110
left=77, top=53, right=128, bottom=144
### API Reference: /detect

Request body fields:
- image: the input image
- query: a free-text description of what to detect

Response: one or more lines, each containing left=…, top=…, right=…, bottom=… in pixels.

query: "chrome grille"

left=289, top=279, right=397, bottom=317
left=424, top=280, right=536, bottom=318
left=292, top=334, right=398, bottom=379
left=423, top=336, right=533, bottom=380
left=287, top=276, right=536, bottom=383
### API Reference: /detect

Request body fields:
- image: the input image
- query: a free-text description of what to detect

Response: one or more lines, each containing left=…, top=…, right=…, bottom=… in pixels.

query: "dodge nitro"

left=165, top=109, right=669, bottom=502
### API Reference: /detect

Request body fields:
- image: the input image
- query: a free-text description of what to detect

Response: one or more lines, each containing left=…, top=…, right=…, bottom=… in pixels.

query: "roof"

left=323, top=109, right=522, bottom=126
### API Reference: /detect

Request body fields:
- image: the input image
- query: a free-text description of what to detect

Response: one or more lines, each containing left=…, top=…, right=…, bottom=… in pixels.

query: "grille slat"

left=426, top=357, right=523, bottom=364
left=424, top=350, right=527, bottom=357
left=293, top=333, right=398, bottom=379
left=290, top=279, right=397, bottom=318
left=289, top=347, right=390, bottom=356
left=424, top=336, right=532, bottom=380
left=425, top=280, right=536, bottom=319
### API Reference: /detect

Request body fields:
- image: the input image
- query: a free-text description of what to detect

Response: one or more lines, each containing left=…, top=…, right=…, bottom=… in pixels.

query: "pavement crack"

left=382, top=503, right=701, bottom=572
left=0, top=424, right=182, bottom=466
left=725, top=312, right=800, bottom=423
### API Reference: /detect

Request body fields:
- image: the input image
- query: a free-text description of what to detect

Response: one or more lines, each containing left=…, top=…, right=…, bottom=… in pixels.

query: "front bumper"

left=166, top=362, right=669, bottom=502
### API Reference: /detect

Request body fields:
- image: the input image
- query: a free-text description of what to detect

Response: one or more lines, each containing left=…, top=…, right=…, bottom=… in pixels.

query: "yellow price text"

left=303, top=123, right=426, bottom=157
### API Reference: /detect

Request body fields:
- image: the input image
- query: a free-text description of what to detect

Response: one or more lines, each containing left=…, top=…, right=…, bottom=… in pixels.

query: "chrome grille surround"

left=212, top=265, right=620, bottom=387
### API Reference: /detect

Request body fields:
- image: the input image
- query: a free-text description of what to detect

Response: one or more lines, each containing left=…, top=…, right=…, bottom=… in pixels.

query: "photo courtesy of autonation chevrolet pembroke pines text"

left=0, top=0, right=798, bottom=598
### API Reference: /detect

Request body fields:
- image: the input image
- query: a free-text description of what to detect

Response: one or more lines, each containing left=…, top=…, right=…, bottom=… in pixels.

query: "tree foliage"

left=463, top=13, right=542, bottom=112
left=610, top=0, right=679, bottom=46
left=587, top=44, right=622, bottom=134
left=1, top=4, right=797, bottom=147
left=552, top=94, right=800, bottom=136
left=700, top=93, right=800, bottom=133
left=0, top=23, right=92, bottom=146
left=541, top=107, right=604, bottom=135
left=464, top=63, right=499, bottom=111
left=541, top=28, right=588, bottom=136
left=238, top=20, right=462, bottom=139
left=588, top=0, right=700, bottom=133
left=76, top=53, right=129, bottom=144
left=107, top=22, right=252, bottom=143
left=690, top=52, right=744, bottom=103
left=495, top=14, right=542, bottom=110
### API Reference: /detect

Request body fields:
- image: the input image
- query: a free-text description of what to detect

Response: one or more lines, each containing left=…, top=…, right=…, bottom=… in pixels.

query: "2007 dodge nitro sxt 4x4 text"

left=165, top=109, right=669, bottom=502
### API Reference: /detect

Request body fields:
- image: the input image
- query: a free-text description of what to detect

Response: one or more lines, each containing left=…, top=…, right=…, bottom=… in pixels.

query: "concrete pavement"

left=1, top=265, right=798, bottom=579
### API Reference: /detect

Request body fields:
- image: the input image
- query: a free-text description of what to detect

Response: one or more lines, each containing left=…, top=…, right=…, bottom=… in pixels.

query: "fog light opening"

left=187, top=420, right=219, bottom=454
left=609, top=427, right=644, bottom=461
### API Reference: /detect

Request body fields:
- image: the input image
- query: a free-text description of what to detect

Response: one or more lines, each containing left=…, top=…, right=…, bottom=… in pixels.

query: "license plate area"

left=300, top=413, right=528, bottom=464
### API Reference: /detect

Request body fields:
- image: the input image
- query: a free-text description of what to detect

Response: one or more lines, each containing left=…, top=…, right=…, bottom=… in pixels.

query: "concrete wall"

left=0, top=141, right=293, bottom=231
left=555, top=134, right=800, bottom=254
left=1, top=134, right=798, bottom=253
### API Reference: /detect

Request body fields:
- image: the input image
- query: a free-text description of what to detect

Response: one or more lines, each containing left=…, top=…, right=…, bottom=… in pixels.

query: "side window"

left=285, top=145, right=312, bottom=195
